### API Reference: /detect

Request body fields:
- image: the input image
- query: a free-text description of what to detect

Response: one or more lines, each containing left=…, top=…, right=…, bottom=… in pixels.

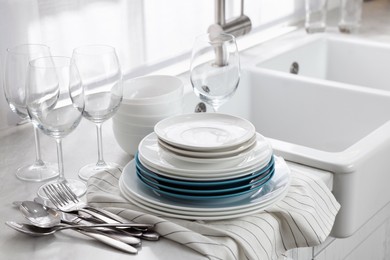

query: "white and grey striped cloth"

left=86, top=164, right=340, bottom=260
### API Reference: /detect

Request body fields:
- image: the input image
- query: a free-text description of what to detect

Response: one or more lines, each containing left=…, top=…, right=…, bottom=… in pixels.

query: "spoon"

left=18, top=200, right=142, bottom=245
left=19, top=201, right=61, bottom=227
left=5, top=220, right=144, bottom=235
left=5, top=221, right=138, bottom=254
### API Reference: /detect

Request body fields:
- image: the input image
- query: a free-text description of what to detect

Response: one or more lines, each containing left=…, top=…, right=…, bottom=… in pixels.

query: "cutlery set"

left=7, top=184, right=159, bottom=254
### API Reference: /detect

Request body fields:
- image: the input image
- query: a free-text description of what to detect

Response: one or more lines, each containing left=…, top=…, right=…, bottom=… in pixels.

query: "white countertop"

left=1, top=0, right=389, bottom=258
left=0, top=119, right=333, bottom=260
left=0, top=120, right=206, bottom=260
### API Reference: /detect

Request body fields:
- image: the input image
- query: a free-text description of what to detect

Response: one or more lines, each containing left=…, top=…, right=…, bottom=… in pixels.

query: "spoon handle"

left=75, top=208, right=154, bottom=229
left=60, top=223, right=153, bottom=229
left=85, top=206, right=133, bottom=224
left=76, top=230, right=138, bottom=254
left=64, top=215, right=142, bottom=245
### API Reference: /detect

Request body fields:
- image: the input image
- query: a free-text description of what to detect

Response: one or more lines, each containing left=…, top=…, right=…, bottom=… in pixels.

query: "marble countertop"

left=0, top=120, right=207, bottom=260
left=0, top=0, right=389, bottom=259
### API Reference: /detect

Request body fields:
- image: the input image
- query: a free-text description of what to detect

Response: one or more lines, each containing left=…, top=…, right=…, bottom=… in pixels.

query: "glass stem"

left=95, top=123, right=106, bottom=167
left=32, top=124, right=45, bottom=166
left=55, top=138, right=65, bottom=183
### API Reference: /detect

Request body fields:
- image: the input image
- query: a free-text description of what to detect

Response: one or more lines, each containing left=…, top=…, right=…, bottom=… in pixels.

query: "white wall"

left=0, top=0, right=146, bottom=129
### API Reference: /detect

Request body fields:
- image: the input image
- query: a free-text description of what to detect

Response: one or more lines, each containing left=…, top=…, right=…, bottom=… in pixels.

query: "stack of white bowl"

left=113, top=75, right=184, bottom=155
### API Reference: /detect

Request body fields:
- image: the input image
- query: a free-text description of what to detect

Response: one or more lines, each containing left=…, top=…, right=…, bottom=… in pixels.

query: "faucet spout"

left=209, top=0, right=251, bottom=38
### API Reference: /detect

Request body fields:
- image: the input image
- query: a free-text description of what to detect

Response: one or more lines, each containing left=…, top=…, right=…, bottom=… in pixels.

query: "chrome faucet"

left=208, top=0, right=252, bottom=37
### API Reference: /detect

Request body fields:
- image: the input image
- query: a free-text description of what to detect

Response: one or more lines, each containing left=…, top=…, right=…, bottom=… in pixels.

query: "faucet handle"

left=209, top=0, right=251, bottom=38
left=209, top=15, right=251, bottom=38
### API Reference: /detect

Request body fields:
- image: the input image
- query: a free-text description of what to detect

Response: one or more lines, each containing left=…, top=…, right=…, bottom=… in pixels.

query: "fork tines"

left=43, top=182, right=79, bottom=208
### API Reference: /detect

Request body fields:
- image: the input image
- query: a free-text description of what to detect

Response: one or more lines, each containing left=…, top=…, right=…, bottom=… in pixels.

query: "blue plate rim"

left=136, top=168, right=275, bottom=200
left=136, top=166, right=275, bottom=195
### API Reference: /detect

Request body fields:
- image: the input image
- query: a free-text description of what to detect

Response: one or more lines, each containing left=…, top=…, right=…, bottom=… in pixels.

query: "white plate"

left=138, top=132, right=273, bottom=179
left=157, top=134, right=257, bottom=159
left=154, top=113, right=256, bottom=151
left=158, top=139, right=257, bottom=164
left=119, top=181, right=287, bottom=220
left=119, top=156, right=290, bottom=215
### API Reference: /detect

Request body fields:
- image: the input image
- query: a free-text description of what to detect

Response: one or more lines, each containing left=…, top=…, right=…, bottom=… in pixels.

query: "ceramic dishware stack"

left=119, top=113, right=291, bottom=220
left=112, top=75, right=184, bottom=155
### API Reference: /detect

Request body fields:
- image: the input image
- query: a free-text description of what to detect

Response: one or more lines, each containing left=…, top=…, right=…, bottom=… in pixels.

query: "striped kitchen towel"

left=86, top=162, right=340, bottom=260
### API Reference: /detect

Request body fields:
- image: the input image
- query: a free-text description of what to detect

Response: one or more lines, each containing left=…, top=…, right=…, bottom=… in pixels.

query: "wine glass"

left=3, top=44, right=58, bottom=181
left=26, top=56, right=87, bottom=198
left=190, top=33, right=240, bottom=112
left=71, top=45, right=123, bottom=181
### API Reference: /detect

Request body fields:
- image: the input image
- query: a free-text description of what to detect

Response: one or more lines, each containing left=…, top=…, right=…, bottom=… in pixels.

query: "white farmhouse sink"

left=183, top=34, right=390, bottom=238
left=258, top=34, right=390, bottom=91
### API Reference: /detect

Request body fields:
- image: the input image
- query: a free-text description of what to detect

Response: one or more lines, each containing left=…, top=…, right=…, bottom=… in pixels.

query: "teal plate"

left=136, top=169, right=275, bottom=201
left=137, top=167, right=274, bottom=196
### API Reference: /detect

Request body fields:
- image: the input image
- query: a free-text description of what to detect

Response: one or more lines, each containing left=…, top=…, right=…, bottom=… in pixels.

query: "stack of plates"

left=119, top=113, right=291, bottom=220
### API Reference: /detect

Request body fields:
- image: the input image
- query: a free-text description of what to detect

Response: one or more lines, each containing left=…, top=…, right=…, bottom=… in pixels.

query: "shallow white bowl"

left=114, top=110, right=181, bottom=127
left=113, top=118, right=154, bottom=135
left=122, top=75, right=184, bottom=105
left=118, top=98, right=182, bottom=117
left=113, top=126, right=147, bottom=155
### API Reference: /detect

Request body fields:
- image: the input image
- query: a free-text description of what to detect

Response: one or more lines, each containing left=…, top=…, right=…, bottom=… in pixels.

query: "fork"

left=43, top=182, right=152, bottom=228
left=43, top=182, right=160, bottom=240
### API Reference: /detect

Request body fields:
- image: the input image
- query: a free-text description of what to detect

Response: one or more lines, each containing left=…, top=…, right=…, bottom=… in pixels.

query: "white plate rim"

left=154, top=113, right=256, bottom=151
left=119, top=180, right=288, bottom=220
left=158, top=137, right=257, bottom=163
left=157, top=134, right=258, bottom=159
left=119, top=179, right=286, bottom=216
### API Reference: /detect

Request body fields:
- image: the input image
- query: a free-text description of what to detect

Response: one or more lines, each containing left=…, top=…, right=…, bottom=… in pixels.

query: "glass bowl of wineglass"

left=190, top=33, right=240, bottom=112
left=26, top=56, right=87, bottom=198
left=3, top=44, right=58, bottom=181
left=71, top=45, right=123, bottom=181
